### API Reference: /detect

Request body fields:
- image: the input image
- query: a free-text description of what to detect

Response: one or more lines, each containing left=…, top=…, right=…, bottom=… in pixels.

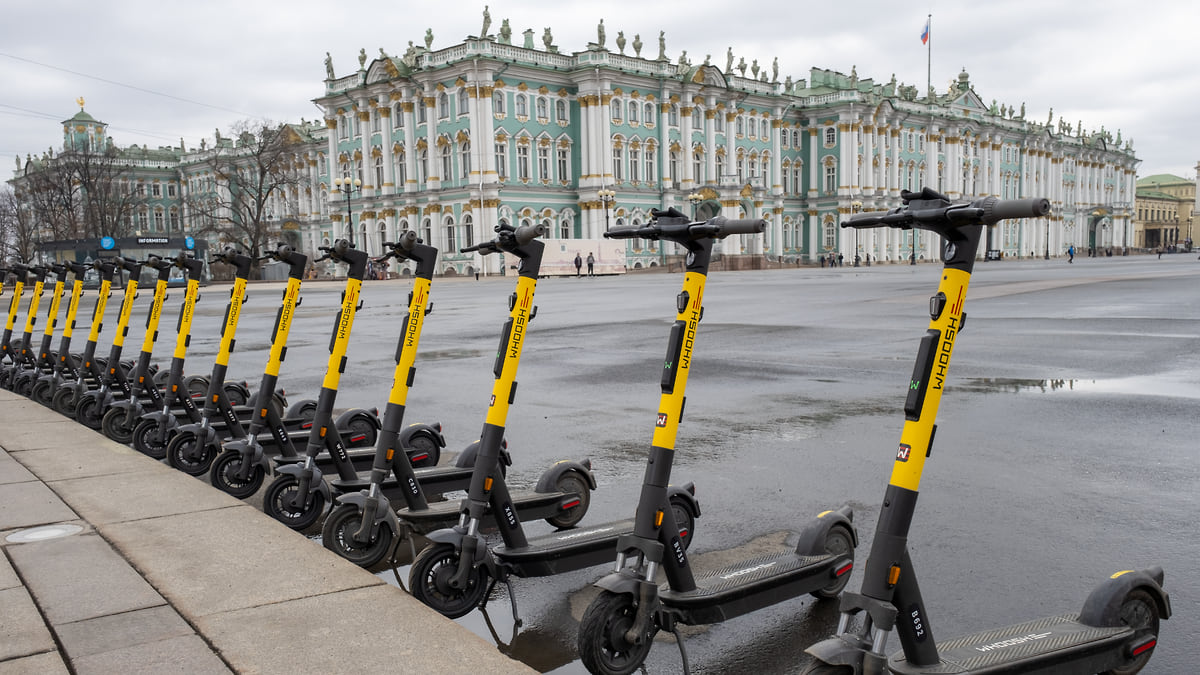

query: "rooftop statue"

left=616, top=30, right=625, bottom=54
left=726, top=48, right=734, bottom=73
left=597, top=19, right=605, bottom=48
left=358, top=48, right=367, bottom=69
left=425, top=28, right=434, bottom=50
left=632, top=33, right=642, bottom=57
left=658, top=31, right=666, bottom=60
left=481, top=5, right=491, bottom=37
left=499, top=19, right=512, bottom=44
left=324, top=52, right=335, bottom=79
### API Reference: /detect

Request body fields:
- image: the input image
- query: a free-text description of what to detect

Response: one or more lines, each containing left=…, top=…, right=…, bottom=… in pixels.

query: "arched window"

left=515, top=94, right=528, bottom=118
left=417, top=103, right=427, bottom=124
left=748, top=117, right=757, bottom=137
left=438, top=93, right=449, bottom=119
left=441, top=144, right=452, bottom=182
left=493, top=91, right=505, bottom=116
left=393, top=103, right=404, bottom=128
left=736, top=116, right=745, bottom=136
left=824, top=160, right=837, bottom=193
left=458, top=88, right=469, bottom=117
left=559, top=217, right=570, bottom=239
left=824, top=127, right=836, bottom=146
left=418, top=149, right=428, bottom=183
left=378, top=222, right=387, bottom=258
left=628, top=101, right=638, bottom=124
left=629, top=147, right=640, bottom=182
left=644, top=102, right=654, bottom=126
left=462, top=214, right=474, bottom=248
left=460, top=141, right=471, bottom=178
left=444, top=216, right=457, bottom=251
left=536, top=97, right=548, bottom=120
left=495, top=140, right=508, bottom=180
left=374, top=155, right=384, bottom=188
left=610, top=99, right=622, bottom=123
left=555, top=99, right=568, bottom=123
left=395, top=149, right=407, bottom=185
left=422, top=218, right=432, bottom=248
left=668, top=104, right=679, bottom=126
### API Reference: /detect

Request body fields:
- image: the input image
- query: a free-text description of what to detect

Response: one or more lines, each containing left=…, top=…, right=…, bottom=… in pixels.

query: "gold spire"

left=76, top=96, right=85, bottom=109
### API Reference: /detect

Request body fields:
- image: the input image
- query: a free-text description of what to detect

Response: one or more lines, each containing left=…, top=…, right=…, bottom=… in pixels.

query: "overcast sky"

left=2, top=0, right=1197, bottom=181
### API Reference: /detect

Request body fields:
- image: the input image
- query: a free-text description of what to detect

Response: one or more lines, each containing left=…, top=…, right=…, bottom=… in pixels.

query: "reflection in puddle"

left=952, top=376, right=1200, bottom=399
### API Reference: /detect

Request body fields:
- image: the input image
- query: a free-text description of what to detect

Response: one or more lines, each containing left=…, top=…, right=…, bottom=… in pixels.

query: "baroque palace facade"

left=12, top=24, right=1143, bottom=275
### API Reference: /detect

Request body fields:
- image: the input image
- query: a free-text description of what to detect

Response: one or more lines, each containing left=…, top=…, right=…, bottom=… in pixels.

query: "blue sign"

left=100, top=236, right=116, bottom=250
left=184, top=236, right=195, bottom=250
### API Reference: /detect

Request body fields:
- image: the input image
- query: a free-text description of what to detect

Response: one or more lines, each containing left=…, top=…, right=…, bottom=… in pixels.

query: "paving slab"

left=7, top=533, right=165, bottom=625
left=195, top=584, right=535, bottom=675
left=70, top=634, right=231, bottom=675
left=0, top=650, right=70, bottom=675
left=99, top=504, right=381, bottom=617
left=0, top=552, right=19, bottom=590
left=51, top=467, right=242, bottom=525
left=0, top=481, right=77, bottom=530
left=0, top=452, right=35, bottom=485
left=55, top=605, right=195, bottom=660
left=13, top=441, right=160, bottom=482
left=0, top=586, right=57, bottom=662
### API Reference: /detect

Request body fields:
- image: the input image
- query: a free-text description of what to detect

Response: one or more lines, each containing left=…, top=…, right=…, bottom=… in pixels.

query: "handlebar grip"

left=514, top=223, right=546, bottom=245
left=604, top=226, right=654, bottom=240
left=841, top=212, right=894, bottom=229
left=710, top=217, right=766, bottom=236
left=981, top=197, right=1051, bottom=224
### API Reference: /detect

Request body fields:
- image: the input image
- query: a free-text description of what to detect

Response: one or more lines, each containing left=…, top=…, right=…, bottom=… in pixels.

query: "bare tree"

left=186, top=120, right=310, bottom=276
left=10, top=144, right=144, bottom=242
left=0, top=185, right=40, bottom=263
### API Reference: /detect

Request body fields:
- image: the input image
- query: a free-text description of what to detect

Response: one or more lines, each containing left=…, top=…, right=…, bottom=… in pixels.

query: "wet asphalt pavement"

left=87, top=252, right=1197, bottom=673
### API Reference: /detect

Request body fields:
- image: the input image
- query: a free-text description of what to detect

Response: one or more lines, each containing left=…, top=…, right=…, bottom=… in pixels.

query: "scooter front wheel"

left=101, top=407, right=136, bottom=445
left=75, top=395, right=103, bottom=429
left=1101, top=588, right=1160, bottom=675
left=132, top=419, right=171, bottom=459
left=577, top=590, right=657, bottom=675
left=13, top=374, right=34, bottom=397
left=409, top=543, right=486, bottom=619
left=165, top=430, right=215, bottom=476
left=321, top=503, right=394, bottom=568
left=51, top=386, right=77, bottom=416
left=545, top=470, right=591, bottom=529
left=30, top=379, right=53, bottom=406
left=209, top=450, right=265, bottom=499
left=262, top=474, right=326, bottom=531
left=811, top=524, right=855, bottom=600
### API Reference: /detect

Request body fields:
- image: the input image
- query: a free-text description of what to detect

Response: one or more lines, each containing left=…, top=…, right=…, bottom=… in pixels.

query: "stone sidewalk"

left=0, top=390, right=533, bottom=674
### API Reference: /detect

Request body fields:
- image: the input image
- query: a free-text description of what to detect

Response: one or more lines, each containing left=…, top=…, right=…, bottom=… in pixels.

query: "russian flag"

left=920, top=18, right=930, bottom=44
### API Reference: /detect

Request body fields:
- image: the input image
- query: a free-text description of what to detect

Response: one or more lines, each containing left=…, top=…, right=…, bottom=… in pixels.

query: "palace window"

left=538, top=145, right=550, bottom=181
left=628, top=101, right=638, bottom=125
left=824, top=162, right=837, bottom=193
left=394, top=103, right=404, bottom=128
left=668, top=104, right=678, bottom=126
left=556, top=99, right=568, bottom=123
left=515, top=94, right=528, bottom=118
left=458, top=88, right=469, bottom=117
left=629, top=147, right=640, bottom=182
left=441, top=145, right=452, bottom=182
left=644, top=102, right=654, bottom=126
left=438, top=93, right=449, bottom=119
left=557, top=147, right=570, bottom=181
left=612, top=146, right=624, bottom=181
left=493, top=92, right=505, bottom=116
left=460, top=141, right=471, bottom=178
left=536, top=97, right=548, bottom=121
left=495, top=141, right=508, bottom=180
left=610, top=99, right=622, bottom=123
left=517, top=144, right=530, bottom=181
left=824, top=127, right=836, bottom=147
left=375, top=156, right=384, bottom=187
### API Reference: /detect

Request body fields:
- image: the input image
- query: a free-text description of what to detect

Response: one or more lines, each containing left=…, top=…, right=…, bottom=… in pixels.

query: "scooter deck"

left=395, top=488, right=569, bottom=531
left=659, top=550, right=840, bottom=624
left=493, top=518, right=635, bottom=576
left=886, top=614, right=1134, bottom=675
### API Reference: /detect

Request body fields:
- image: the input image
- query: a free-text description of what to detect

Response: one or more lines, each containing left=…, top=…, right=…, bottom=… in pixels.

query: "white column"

left=424, top=93, right=439, bottom=190
left=808, top=124, right=819, bottom=197
left=403, top=100, right=418, bottom=194
left=380, top=97, right=395, bottom=196
left=680, top=101, right=694, bottom=187
left=770, top=111, right=783, bottom=196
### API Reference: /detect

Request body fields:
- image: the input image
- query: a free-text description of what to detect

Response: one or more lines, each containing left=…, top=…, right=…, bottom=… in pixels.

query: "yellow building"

left=1135, top=172, right=1195, bottom=250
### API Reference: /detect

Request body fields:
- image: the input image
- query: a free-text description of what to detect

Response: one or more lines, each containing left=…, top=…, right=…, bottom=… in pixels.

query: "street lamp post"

left=598, top=188, right=616, bottom=232
left=910, top=229, right=918, bottom=265
left=851, top=200, right=862, bottom=266
left=687, top=191, right=703, bottom=219
left=1044, top=219, right=1051, bottom=260
left=333, top=176, right=361, bottom=247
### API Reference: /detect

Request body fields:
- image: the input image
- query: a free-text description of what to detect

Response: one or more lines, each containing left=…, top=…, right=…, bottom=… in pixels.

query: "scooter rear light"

left=562, top=498, right=581, bottom=509
left=350, top=434, right=366, bottom=443
left=835, top=562, right=853, bottom=577
left=410, top=453, right=429, bottom=463
left=433, top=422, right=442, bottom=432
left=1130, top=637, right=1156, bottom=657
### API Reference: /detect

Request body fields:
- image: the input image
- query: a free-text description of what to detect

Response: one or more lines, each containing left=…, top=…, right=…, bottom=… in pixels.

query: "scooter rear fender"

left=398, top=423, right=446, bottom=450
left=794, top=504, right=858, bottom=555
left=1079, top=566, right=1171, bottom=626
left=666, top=482, right=701, bottom=518
left=533, top=458, right=597, bottom=493
left=272, top=462, right=332, bottom=502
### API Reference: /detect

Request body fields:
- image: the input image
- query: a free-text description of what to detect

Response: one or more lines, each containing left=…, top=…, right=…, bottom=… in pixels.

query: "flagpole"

left=926, top=13, right=932, bottom=102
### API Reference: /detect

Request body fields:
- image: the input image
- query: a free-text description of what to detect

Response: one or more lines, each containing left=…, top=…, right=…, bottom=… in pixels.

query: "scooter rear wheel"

left=262, top=474, right=326, bottom=531
left=132, top=419, right=171, bottom=459
left=321, top=503, right=394, bottom=568
left=409, top=543, right=487, bottom=619
left=1101, top=588, right=1160, bottom=675
left=101, top=407, right=136, bottom=445
left=75, top=395, right=103, bottom=429
left=669, top=496, right=696, bottom=550
left=165, top=430, right=215, bottom=476
left=545, top=470, right=591, bottom=529
left=577, top=589, right=657, bottom=675
left=811, top=524, right=855, bottom=599
left=209, top=450, right=265, bottom=499
left=406, top=434, right=440, bottom=468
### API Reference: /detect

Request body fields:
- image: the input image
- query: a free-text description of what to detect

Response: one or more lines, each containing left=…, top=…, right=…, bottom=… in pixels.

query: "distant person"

left=1067, top=245, right=1074, bottom=263
left=837, top=253, right=844, bottom=267
left=586, top=252, right=595, bottom=276
left=573, top=252, right=582, bottom=277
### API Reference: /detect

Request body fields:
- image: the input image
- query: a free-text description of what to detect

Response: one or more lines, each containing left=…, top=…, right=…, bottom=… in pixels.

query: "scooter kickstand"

left=502, top=578, right=523, bottom=628
left=669, top=623, right=691, bottom=675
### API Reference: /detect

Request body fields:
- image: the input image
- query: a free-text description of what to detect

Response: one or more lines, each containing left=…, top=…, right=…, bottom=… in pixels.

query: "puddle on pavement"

left=951, top=376, right=1200, bottom=399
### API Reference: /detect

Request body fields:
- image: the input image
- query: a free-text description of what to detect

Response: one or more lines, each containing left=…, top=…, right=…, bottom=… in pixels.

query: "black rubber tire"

left=132, top=419, right=170, bottom=459
left=101, top=407, right=136, bottom=445
left=75, top=395, right=103, bottom=429
left=408, top=543, right=487, bottom=619
left=577, top=590, right=657, bottom=675
left=1100, top=588, right=1160, bottom=675
left=343, top=416, right=377, bottom=448
left=185, top=375, right=208, bottom=398
left=31, top=379, right=53, bottom=406
left=209, top=449, right=265, bottom=499
left=52, top=386, right=77, bottom=416
left=811, top=525, right=856, bottom=599
left=797, top=663, right=854, bottom=675
left=406, top=434, right=440, bottom=468
left=262, top=474, right=326, bottom=531
left=285, top=399, right=318, bottom=422
left=13, top=374, right=34, bottom=397
left=165, top=430, right=215, bottom=476
left=321, top=503, right=395, bottom=568
left=223, top=383, right=248, bottom=407
left=669, top=496, right=696, bottom=551
left=545, top=470, right=591, bottom=528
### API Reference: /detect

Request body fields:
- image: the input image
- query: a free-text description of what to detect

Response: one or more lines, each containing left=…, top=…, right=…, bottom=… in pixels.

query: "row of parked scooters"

left=0, top=188, right=1169, bottom=675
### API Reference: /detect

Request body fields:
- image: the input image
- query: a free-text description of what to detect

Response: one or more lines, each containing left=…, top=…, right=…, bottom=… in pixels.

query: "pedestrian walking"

left=1068, top=245, right=1075, bottom=263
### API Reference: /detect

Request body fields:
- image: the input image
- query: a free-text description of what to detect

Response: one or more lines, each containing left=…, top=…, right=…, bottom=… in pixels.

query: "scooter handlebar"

left=842, top=195, right=1052, bottom=231
left=701, top=217, right=766, bottom=238
left=981, top=197, right=1051, bottom=223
